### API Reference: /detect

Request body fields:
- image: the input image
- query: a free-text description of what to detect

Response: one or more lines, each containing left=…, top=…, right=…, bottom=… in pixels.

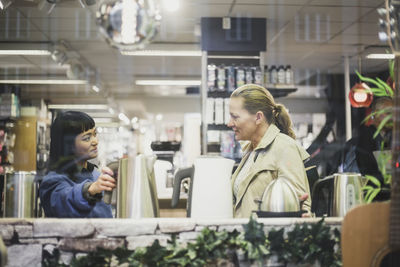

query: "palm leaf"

left=361, top=107, right=392, bottom=124
left=373, top=114, right=393, bottom=138
left=355, top=70, right=385, bottom=90
left=366, top=189, right=381, bottom=203
left=376, top=77, right=394, bottom=97
left=364, top=175, right=382, bottom=187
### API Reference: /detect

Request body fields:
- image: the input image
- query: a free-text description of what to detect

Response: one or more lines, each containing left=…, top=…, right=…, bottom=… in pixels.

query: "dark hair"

left=231, top=84, right=296, bottom=139
left=49, top=111, right=95, bottom=173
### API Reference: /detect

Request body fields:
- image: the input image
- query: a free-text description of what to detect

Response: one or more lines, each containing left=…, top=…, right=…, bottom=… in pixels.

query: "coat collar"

left=241, top=124, right=281, bottom=153
left=232, top=124, right=281, bottom=210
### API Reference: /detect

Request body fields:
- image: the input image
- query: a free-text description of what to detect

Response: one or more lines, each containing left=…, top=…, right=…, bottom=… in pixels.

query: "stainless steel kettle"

left=259, top=177, right=300, bottom=212
left=312, top=172, right=365, bottom=217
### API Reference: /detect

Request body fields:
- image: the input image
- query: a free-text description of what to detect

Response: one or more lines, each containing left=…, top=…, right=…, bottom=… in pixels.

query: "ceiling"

left=0, top=0, right=389, bottom=122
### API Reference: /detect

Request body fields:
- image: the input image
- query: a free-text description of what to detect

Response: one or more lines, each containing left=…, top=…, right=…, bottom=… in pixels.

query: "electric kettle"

left=255, top=177, right=306, bottom=218
left=312, top=172, right=365, bottom=217
left=171, top=156, right=235, bottom=219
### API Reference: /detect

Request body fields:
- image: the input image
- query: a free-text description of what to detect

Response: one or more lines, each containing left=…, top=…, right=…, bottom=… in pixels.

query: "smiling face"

left=74, top=127, right=98, bottom=161
left=227, top=97, right=258, bottom=141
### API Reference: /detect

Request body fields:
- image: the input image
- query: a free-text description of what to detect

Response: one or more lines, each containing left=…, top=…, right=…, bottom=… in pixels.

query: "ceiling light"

left=118, top=112, right=130, bottom=124
left=207, top=55, right=260, bottom=59
left=0, top=50, right=51, bottom=56
left=366, top=53, right=395, bottom=59
left=48, top=104, right=109, bottom=110
left=135, top=79, right=201, bottom=86
left=93, top=118, right=113, bottom=123
left=163, top=0, right=179, bottom=12
left=0, top=0, right=12, bottom=10
left=120, top=50, right=202, bottom=56
left=0, top=79, right=87, bottom=85
left=92, top=85, right=100, bottom=93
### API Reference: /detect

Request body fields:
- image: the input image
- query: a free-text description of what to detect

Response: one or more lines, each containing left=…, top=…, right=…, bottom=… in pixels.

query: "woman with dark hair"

left=228, top=84, right=311, bottom=218
left=39, top=111, right=115, bottom=218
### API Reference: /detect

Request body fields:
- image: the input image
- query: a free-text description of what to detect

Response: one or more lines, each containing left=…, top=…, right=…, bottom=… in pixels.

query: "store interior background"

left=0, top=0, right=390, bottom=200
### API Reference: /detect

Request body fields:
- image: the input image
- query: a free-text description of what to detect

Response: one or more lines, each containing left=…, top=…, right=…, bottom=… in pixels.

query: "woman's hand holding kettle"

left=88, top=167, right=116, bottom=195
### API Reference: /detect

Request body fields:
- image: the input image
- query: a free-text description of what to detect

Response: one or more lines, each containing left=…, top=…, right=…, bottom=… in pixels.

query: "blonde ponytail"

left=274, top=104, right=296, bottom=139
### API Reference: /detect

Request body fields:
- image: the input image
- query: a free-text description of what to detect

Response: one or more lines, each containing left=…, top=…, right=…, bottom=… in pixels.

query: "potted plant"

left=353, top=65, right=394, bottom=203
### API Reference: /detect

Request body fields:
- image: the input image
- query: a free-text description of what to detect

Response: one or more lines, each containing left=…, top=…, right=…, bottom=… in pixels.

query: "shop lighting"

left=163, top=0, right=179, bottom=12
left=0, top=50, right=51, bottom=56
left=87, top=112, right=115, bottom=118
left=0, top=0, right=12, bottom=10
left=0, top=79, right=87, bottom=85
left=92, top=85, right=100, bottom=92
left=93, top=118, right=113, bottom=123
left=135, top=79, right=201, bottom=86
left=118, top=112, right=130, bottom=124
left=207, top=55, right=260, bottom=59
left=48, top=104, right=109, bottom=110
left=120, top=50, right=202, bottom=57
left=366, top=54, right=395, bottom=59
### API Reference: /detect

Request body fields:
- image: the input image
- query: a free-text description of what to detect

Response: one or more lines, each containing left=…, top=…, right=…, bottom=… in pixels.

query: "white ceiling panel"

left=297, top=6, right=374, bottom=23
left=309, top=0, right=384, bottom=7
left=0, top=0, right=395, bottom=118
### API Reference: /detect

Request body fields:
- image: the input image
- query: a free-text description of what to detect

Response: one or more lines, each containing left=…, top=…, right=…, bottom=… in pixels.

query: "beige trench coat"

left=231, top=124, right=311, bottom=218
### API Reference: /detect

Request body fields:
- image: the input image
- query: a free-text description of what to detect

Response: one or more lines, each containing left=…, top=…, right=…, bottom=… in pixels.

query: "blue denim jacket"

left=39, top=166, right=113, bottom=218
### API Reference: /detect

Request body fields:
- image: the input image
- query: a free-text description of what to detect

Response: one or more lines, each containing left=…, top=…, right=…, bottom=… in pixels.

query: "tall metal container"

left=3, top=171, right=37, bottom=218
left=116, top=155, right=159, bottom=218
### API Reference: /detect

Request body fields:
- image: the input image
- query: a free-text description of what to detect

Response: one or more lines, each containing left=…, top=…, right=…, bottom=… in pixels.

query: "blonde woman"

left=228, top=84, right=311, bottom=218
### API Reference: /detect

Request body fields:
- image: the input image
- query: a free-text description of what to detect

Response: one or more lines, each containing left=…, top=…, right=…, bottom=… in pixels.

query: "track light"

left=66, top=61, right=86, bottom=80
left=0, top=0, right=12, bottom=10
left=51, top=48, right=68, bottom=65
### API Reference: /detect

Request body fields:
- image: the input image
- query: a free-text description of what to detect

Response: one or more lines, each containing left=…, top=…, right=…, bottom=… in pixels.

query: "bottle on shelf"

left=285, top=65, right=294, bottom=85
left=253, top=65, right=262, bottom=85
left=207, top=64, right=217, bottom=92
left=245, top=66, right=253, bottom=84
left=235, top=65, right=245, bottom=88
left=217, top=64, right=227, bottom=91
left=277, top=65, right=286, bottom=85
left=226, top=65, right=235, bottom=93
left=263, top=65, right=269, bottom=86
left=270, top=65, right=277, bottom=85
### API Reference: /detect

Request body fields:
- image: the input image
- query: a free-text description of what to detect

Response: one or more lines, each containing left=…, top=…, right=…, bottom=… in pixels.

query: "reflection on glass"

left=295, top=13, right=331, bottom=43
left=97, top=0, right=161, bottom=50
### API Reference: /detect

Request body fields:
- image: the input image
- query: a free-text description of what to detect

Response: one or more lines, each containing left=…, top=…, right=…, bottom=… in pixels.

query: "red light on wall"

left=349, top=83, right=373, bottom=108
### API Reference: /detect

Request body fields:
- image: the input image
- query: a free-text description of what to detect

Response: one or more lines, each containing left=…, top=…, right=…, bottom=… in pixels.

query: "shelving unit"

left=201, top=51, right=265, bottom=157
left=200, top=52, right=299, bottom=157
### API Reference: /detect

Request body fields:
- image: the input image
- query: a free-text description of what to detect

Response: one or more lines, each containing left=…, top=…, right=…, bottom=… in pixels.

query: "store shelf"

left=207, top=87, right=297, bottom=99
left=267, top=87, right=297, bottom=98
left=207, top=124, right=231, bottom=131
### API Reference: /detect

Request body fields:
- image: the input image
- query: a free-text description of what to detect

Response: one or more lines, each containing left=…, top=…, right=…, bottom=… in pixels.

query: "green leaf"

left=366, top=188, right=381, bottom=203
left=376, top=77, right=394, bottom=97
left=373, top=114, right=393, bottom=138
left=364, top=175, right=382, bottom=187
left=355, top=70, right=385, bottom=90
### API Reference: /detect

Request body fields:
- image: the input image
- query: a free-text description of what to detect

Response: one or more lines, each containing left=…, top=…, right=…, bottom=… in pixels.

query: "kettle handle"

left=171, top=166, right=194, bottom=208
left=311, top=174, right=334, bottom=214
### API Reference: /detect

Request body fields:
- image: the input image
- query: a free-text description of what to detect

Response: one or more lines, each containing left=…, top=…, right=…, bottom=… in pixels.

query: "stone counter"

left=0, top=217, right=342, bottom=266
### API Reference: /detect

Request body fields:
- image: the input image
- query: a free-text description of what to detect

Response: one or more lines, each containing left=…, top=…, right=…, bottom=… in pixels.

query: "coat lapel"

left=233, top=124, right=281, bottom=210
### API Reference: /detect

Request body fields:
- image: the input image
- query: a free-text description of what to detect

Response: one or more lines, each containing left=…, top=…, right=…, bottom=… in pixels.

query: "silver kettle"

left=312, top=172, right=365, bottom=217
left=255, top=177, right=306, bottom=217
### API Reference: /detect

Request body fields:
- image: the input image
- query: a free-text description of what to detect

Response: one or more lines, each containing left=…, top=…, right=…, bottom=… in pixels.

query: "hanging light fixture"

left=96, top=0, right=161, bottom=51
left=349, top=82, right=373, bottom=108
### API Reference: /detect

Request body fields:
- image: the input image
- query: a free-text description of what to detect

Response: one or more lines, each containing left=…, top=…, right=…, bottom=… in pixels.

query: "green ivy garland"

left=43, top=217, right=341, bottom=267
